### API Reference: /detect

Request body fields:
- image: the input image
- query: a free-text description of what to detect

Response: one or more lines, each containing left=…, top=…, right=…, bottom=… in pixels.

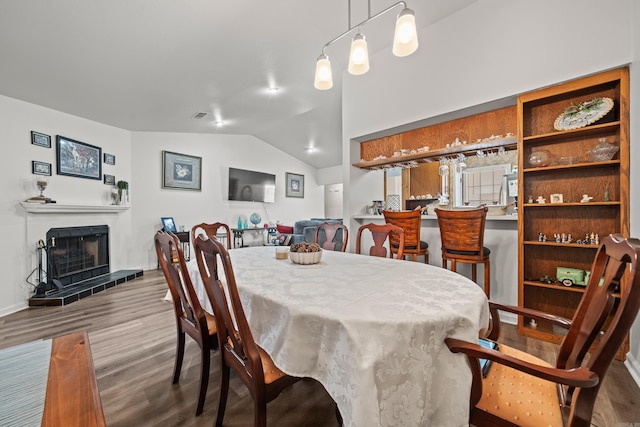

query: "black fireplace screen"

left=46, top=225, right=110, bottom=288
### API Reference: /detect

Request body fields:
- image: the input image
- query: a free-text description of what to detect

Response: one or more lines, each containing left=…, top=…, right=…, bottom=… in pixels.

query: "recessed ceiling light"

left=214, top=120, right=225, bottom=126
left=306, top=147, right=316, bottom=153
left=268, top=87, right=279, bottom=93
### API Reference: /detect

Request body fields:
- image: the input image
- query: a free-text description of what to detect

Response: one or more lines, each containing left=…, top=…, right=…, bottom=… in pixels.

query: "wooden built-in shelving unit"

left=517, top=67, right=629, bottom=358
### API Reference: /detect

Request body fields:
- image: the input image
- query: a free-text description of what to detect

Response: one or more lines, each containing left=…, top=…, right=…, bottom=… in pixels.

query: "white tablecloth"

left=187, top=246, right=489, bottom=427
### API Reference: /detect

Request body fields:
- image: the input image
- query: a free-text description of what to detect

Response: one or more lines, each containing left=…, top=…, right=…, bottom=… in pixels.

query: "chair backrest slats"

left=435, top=207, right=488, bottom=257
left=356, top=223, right=405, bottom=259
left=155, top=231, right=207, bottom=331
left=193, top=234, right=264, bottom=383
left=382, top=210, right=421, bottom=247
left=314, top=222, right=348, bottom=252
left=192, top=222, right=232, bottom=249
left=557, top=234, right=640, bottom=422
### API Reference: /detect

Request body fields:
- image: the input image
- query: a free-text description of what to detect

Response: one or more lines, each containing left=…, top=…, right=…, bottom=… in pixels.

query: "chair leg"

left=471, top=264, right=477, bottom=283
left=215, top=364, right=230, bottom=427
left=254, top=398, right=268, bottom=427
left=484, top=260, right=490, bottom=298
left=451, top=260, right=457, bottom=272
left=173, top=330, right=185, bottom=384
left=195, top=344, right=210, bottom=416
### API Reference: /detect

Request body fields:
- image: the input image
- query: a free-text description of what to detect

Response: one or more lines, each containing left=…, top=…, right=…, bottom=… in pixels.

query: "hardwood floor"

left=1, top=269, right=639, bottom=426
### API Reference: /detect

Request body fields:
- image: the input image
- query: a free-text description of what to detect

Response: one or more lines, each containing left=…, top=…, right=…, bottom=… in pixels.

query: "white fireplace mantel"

left=20, top=202, right=130, bottom=214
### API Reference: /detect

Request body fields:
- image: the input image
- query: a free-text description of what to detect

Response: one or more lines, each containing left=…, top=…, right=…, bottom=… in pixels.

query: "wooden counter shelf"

left=352, top=137, right=517, bottom=170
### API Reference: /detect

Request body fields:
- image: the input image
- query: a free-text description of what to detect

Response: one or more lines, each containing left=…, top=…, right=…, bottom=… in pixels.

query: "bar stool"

left=434, top=206, right=490, bottom=297
left=382, top=210, right=429, bottom=263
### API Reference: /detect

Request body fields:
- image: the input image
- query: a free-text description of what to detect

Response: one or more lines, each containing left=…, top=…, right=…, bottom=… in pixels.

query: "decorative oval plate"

left=553, top=97, right=614, bottom=131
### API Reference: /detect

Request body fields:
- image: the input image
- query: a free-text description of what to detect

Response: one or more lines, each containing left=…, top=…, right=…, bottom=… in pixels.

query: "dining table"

left=186, top=245, right=489, bottom=427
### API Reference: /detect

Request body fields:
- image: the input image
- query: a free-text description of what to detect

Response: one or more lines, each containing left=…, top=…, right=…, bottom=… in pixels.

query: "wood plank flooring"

left=1, top=269, right=639, bottom=426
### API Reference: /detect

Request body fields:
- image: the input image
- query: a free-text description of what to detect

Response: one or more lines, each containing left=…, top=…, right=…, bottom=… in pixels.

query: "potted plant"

left=116, top=180, right=129, bottom=205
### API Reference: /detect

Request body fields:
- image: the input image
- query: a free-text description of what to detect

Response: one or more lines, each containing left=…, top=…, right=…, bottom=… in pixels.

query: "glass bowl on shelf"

left=527, top=148, right=553, bottom=167
left=556, top=155, right=581, bottom=165
left=588, top=138, right=619, bottom=162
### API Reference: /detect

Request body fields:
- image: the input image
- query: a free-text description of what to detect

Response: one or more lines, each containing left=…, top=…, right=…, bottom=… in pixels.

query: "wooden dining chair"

left=191, top=222, right=232, bottom=249
left=314, top=222, right=348, bottom=252
left=193, top=234, right=302, bottom=427
left=356, top=223, right=405, bottom=259
left=446, top=234, right=640, bottom=427
left=435, top=206, right=490, bottom=297
left=382, top=210, right=429, bottom=262
left=154, top=230, right=218, bottom=416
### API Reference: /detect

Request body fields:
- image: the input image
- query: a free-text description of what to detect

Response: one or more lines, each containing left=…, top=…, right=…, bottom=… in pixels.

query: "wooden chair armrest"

left=485, top=301, right=572, bottom=341
left=445, top=337, right=598, bottom=388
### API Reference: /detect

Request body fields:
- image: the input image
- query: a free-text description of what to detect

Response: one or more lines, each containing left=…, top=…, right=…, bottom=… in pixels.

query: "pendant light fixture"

left=314, top=1, right=418, bottom=90
left=348, top=32, right=370, bottom=75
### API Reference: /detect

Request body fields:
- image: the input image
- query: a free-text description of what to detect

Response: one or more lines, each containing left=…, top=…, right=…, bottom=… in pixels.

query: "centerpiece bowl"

left=289, top=242, right=323, bottom=265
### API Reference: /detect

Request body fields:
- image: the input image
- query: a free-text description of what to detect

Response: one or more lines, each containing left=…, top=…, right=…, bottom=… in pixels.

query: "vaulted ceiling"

left=0, top=0, right=475, bottom=169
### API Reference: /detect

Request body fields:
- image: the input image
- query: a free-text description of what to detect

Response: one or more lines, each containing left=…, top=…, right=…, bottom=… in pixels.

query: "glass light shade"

left=392, top=8, right=418, bottom=57
left=314, top=54, right=333, bottom=90
left=348, top=33, right=369, bottom=75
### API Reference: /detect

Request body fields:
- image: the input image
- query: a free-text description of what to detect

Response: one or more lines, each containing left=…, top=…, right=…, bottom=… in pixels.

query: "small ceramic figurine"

left=528, top=196, right=534, bottom=204
left=538, top=232, right=544, bottom=242
left=536, top=196, right=546, bottom=204
left=580, top=194, right=594, bottom=203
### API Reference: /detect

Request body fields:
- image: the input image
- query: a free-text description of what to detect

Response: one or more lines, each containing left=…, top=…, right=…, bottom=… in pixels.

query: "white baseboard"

left=624, top=351, right=640, bottom=389
left=0, top=302, right=28, bottom=319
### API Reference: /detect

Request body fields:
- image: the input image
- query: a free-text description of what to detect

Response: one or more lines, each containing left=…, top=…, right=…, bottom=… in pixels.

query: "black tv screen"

left=228, top=167, right=276, bottom=203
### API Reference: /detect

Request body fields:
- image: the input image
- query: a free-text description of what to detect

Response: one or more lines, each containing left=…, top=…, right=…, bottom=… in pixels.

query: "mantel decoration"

left=553, top=97, right=614, bottom=131
left=314, top=1, right=418, bottom=90
left=116, top=180, right=129, bottom=206
left=162, top=150, right=202, bottom=191
left=286, top=172, right=304, bottom=198
left=56, top=135, right=102, bottom=180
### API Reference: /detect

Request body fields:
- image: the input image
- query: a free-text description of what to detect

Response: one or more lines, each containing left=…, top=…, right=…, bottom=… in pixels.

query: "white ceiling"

left=0, top=0, right=475, bottom=169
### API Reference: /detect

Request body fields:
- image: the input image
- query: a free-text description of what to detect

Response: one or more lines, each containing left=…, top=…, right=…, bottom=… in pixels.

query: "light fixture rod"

left=320, top=1, right=407, bottom=55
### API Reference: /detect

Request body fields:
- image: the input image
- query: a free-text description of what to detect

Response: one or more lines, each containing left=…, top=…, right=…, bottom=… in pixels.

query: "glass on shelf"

left=527, top=148, right=553, bottom=167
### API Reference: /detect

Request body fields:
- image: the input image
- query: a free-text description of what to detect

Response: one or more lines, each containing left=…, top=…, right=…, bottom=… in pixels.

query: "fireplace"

left=46, top=225, right=110, bottom=289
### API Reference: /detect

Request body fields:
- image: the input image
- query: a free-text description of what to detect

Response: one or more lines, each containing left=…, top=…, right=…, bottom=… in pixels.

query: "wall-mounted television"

left=228, top=167, right=276, bottom=203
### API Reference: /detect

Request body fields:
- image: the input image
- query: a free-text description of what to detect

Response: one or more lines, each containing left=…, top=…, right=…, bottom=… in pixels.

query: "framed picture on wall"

left=31, top=131, right=51, bottom=148
left=32, top=161, right=52, bottom=176
left=104, top=174, right=116, bottom=185
left=286, top=172, right=304, bottom=198
left=162, top=150, right=202, bottom=191
left=56, top=135, right=102, bottom=180
left=104, top=153, right=116, bottom=165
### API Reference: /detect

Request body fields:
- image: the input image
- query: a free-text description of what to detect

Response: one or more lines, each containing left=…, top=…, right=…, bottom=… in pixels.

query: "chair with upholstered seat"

left=435, top=206, right=490, bottom=297
left=314, top=222, right=348, bottom=252
left=446, top=234, right=640, bottom=427
left=193, top=234, right=302, bottom=427
left=382, top=210, right=429, bottom=262
left=191, top=222, right=232, bottom=249
left=356, top=223, right=405, bottom=259
left=154, top=230, right=217, bottom=416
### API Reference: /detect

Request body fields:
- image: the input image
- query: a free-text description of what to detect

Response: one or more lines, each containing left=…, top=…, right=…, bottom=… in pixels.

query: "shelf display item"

left=553, top=97, right=614, bottom=131
left=527, top=148, right=553, bottom=167
left=588, top=138, right=619, bottom=162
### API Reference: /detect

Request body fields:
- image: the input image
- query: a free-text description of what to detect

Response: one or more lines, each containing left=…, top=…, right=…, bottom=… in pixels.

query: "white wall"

left=0, top=94, right=132, bottom=316
left=342, top=0, right=637, bottom=349
left=0, top=97, right=325, bottom=316
left=129, top=132, right=323, bottom=269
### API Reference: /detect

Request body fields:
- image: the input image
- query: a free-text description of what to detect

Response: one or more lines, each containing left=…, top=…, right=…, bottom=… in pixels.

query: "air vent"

left=191, top=112, right=208, bottom=119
